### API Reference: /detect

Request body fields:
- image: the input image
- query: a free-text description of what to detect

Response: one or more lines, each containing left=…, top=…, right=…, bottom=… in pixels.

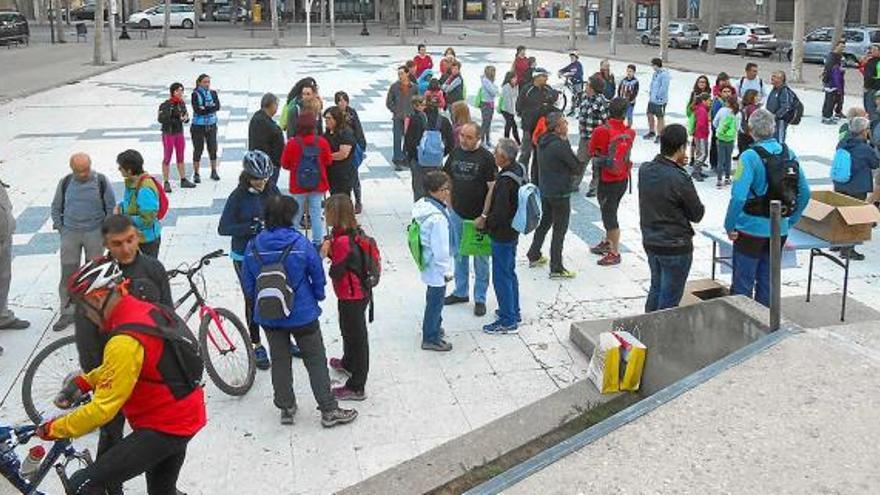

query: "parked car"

left=129, top=4, right=195, bottom=28
left=700, top=23, right=778, bottom=56
left=641, top=22, right=701, bottom=49
left=788, top=26, right=880, bottom=66
left=69, top=2, right=109, bottom=21
left=0, top=10, right=28, bottom=45
left=202, top=5, right=248, bottom=22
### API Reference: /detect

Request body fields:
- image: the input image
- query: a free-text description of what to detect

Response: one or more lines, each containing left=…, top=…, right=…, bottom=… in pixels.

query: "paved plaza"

left=0, top=45, right=878, bottom=494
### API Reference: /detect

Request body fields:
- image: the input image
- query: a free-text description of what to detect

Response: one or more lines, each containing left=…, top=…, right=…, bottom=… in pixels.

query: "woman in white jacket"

left=411, top=171, right=453, bottom=352
left=479, top=66, right=500, bottom=147
left=499, top=71, right=520, bottom=145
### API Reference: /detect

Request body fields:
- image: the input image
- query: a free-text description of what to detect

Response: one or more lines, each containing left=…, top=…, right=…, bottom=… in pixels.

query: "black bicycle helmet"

left=242, top=150, right=273, bottom=179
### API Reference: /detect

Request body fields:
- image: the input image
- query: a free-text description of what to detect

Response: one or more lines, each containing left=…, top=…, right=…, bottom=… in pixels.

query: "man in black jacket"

left=639, top=124, right=705, bottom=312
left=516, top=68, right=559, bottom=168
left=482, top=138, right=523, bottom=333
left=404, top=95, right=454, bottom=201
left=248, top=93, right=286, bottom=187
left=526, top=112, right=583, bottom=279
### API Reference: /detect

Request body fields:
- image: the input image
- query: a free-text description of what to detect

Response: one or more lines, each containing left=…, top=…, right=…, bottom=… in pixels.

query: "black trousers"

left=68, top=429, right=190, bottom=495
left=527, top=196, right=571, bottom=273
left=822, top=90, right=843, bottom=119
left=191, top=124, right=218, bottom=162
left=233, top=260, right=261, bottom=345
left=338, top=299, right=369, bottom=392
left=709, top=129, right=718, bottom=170
left=140, top=238, right=161, bottom=258
left=500, top=111, right=521, bottom=144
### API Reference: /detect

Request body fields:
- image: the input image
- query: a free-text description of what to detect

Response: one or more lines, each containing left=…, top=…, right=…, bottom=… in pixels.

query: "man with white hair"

left=724, top=108, right=810, bottom=307
left=832, top=115, right=879, bottom=260
left=765, top=71, right=799, bottom=144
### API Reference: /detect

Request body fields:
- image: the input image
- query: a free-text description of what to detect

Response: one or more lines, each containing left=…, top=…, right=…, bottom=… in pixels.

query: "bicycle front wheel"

left=199, top=308, right=256, bottom=396
left=22, top=335, right=82, bottom=424
left=558, top=90, right=569, bottom=114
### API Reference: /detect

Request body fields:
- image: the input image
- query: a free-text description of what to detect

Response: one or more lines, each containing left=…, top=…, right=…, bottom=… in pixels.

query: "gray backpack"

left=252, top=243, right=297, bottom=320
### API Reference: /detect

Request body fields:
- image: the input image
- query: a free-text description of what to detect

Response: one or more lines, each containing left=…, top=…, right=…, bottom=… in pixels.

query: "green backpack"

left=407, top=219, right=425, bottom=271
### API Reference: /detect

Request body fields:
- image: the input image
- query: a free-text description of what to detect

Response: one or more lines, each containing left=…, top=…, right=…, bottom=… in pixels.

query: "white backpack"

left=501, top=165, right=542, bottom=234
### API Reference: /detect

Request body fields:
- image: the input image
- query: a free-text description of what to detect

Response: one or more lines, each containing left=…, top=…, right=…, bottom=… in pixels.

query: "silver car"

left=641, top=22, right=702, bottom=49
left=789, top=26, right=880, bottom=66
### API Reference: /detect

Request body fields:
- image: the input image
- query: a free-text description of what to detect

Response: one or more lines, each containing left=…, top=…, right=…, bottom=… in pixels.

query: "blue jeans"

left=448, top=209, right=490, bottom=303
left=775, top=119, right=788, bottom=144
left=422, top=285, right=446, bottom=344
left=392, top=117, right=405, bottom=163
left=491, top=239, right=520, bottom=326
left=625, top=103, right=635, bottom=127
left=731, top=245, right=771, bottom=307
left=716, top=140, right=734, bottom=180
left=645, top=252, right=693, bottom=313
left=292, top=191, right=324, bottom=244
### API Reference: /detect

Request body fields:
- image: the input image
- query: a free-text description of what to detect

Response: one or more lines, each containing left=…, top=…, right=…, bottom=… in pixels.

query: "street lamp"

left=120, top=0, right=131, bottom=39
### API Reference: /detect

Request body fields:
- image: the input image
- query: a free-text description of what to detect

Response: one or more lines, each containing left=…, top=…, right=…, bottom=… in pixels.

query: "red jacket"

left=513, top=56, right=531, bottom=85
left=588, top=119, right=635, bottom=183
left=328, top=228, right=367, bottom=301
left=106, top=296, right=207, bottom=437
left=413, top=54, right=434, bottom=77
left=280, top=133, right=333, bottom=194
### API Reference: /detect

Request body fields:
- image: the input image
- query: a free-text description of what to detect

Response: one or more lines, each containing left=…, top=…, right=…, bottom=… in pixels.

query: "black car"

left=70, top=3, right=109, bottom=21
left=0, top=11, right=28, bottom=45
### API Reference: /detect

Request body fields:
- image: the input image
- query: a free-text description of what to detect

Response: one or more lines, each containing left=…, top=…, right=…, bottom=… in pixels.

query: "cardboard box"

left=795, top=191, right=880, bottom=244
left=679, top=278, right=730, bottom=306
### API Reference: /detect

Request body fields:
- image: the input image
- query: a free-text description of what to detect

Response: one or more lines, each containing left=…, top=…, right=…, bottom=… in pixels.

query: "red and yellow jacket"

left=48, top=295, right=207, bottom=439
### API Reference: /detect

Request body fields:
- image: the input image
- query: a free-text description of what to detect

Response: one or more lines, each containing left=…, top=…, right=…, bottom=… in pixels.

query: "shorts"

left=647, top=102, right=666, bottom=118
left=598, top=179, right=628, bottom=231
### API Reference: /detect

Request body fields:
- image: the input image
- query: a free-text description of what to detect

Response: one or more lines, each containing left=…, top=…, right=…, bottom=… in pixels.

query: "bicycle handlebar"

left=167, top=250, right=227, bottom=280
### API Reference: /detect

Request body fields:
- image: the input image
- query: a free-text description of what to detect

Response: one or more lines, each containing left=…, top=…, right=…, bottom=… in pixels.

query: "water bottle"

left=20, top=445, right=45, bottom=481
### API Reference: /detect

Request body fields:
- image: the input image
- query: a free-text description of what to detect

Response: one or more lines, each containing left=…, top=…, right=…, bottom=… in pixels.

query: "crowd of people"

left=4, top=42, right=880, bottom=494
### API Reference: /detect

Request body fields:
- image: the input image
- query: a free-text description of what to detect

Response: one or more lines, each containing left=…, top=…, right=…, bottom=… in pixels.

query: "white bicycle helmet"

left=67, top=256, right=123, bottom=299
left=242, top=150, right=274, bottom=179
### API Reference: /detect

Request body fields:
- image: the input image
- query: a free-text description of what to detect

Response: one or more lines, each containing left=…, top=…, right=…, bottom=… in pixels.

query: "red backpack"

left=594, top=126, right=634, bottom=181
left=349, top=229, right=381, bottom=322
left=135, top=175, right=170, bottom=220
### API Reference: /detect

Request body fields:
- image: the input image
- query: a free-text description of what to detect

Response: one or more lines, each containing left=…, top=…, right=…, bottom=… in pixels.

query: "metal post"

left=568, top=0, right=575, bottom=50
left=529, top=0, right=535, bottom=37
left=49, top=0, right=55, bottom=43
left=329, top=0, right=335, bottom=46
left=497, top=0, right=503, bottom=44
left=108, top=0, right=117, bottom=60
left=769, top=200, right=782, bottom=332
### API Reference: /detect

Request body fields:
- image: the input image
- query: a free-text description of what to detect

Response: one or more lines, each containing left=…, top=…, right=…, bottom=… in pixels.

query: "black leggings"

left=501, top=111, right=521, bottom=144
left=191, top=124, right=218, bottom=162
left=233, top=259, right=261, bottom=345
left=67, top=429, right=191, bottom=495
left=338, top=298, right=369, bottom=392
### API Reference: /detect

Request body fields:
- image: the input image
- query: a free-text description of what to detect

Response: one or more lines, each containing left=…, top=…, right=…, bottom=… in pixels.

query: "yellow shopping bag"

left=614, top=331, right=647, bottom=392
left=586, top=332, right=621, bottom=394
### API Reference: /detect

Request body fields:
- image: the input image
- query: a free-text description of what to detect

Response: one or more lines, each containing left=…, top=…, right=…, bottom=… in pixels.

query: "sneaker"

left=210, top=169, right=220, bottom=181
left=716, top=180, right=723, bottom=189
left=254, top=345, right=270, bottom=370
left=280, top=407, right=296, bottom=425
left=482, top=320, right=519, bottom=335
left=52, top=314, right=75, bottom=332
left=549, top=269, right=576, bottom=280
left=355, top=202, right=363, bottom=214
left=724, top=178, right=731, bottom=186
left=332, top=386, right=366, bottom=401
left=290, top=342, right=303, bottom=358
left=585, top=189, right=597, bottom=198
left=590, top=240, right=611, bottom=255
left=180, top=178, right=196, bottom=188
left=654, top=135, right=660, bottom=144
left=394, top=163, right=404, bottom=172
left=321, top=407, right=358, bottom=427
left=597, top=252, right=621, bottom=266
left=193, top=173, right=201, bottom=184
left=421, top=339, right=453, bottom=352
left=495, top=309, right=523, bottom=324
left=329, top=357, right=351, bottom=375
left=642, top=131, right=656, bottom=140
left=0, top=318, right=29, bottom=330
left=474, top=302, right=487, bottom=317
left=444, top=294, right=469, bottom=305
left=164, top=180, right=172, bottom=193
left=528, top=256, right=548, bottom=268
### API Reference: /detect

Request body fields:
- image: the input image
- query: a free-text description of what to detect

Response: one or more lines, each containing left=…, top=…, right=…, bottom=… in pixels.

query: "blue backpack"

left=295, top=137, right=321, bottom=191
left=352, top=143, right=365, bottom=168
left=830, top=148, right=852, bottom=184
left=501, top=165, right=543, bottom=235
left=417, top=114, right=445, bottom=167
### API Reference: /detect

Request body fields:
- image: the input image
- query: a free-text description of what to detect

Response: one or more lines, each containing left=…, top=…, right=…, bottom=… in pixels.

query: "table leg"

left=806, top=248, right=815, bottom=303
left=841, top=253, right=850, bottom=322
left=711, top=241, right=717, bottom=280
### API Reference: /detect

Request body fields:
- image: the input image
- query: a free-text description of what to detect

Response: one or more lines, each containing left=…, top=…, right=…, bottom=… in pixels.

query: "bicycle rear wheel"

left=558, top=88, right=570, bottom=114
left=22, top=335, right=82, bottom=425
left=198, top=307, right=256, bottom=396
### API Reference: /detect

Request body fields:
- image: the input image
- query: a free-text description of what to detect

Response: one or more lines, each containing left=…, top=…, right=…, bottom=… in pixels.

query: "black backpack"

left=744, top=144, right=801, bottom=218
left=116, top=306, right=205, bottom=400
left=785, top=88, right=804, bottom=126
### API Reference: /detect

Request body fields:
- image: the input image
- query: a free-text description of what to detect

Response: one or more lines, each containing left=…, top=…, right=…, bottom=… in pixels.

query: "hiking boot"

left=474, top=302, right=487, bottom=317
left=590, top=240, right=611, bottom=255
left=280, top=407, right=296, bottom=425
left=598, top=252, right=621, bottom=266
left=355, top=201, right=363, bottom=214
left=528, top=255, right=548, bottom=268
left=193, top=173, right=201, bottom=184
left=329, top=357, right=351, bottom=375
left=482, top=320, right=519, bottom=335
left=52, top=314, right=75, bottom=332
left=290, top=342, right=302, bottom=358
left=444, top=294, right=468, bottom=305
left=0, top=318, right=30, bottom=330
left=164, top=180, right=172, bottom=193
left=321, top=407, right=358, bottom=427
left=180, top=178, right=196, bottom=189
left=210, top=169, right=220, bottom=181
left=254, top=345, right=270, bottom=370
left=549, top=270, right=576, bottom=280
left=332, top=386, right=366, bottom=401
left=421, top=339, right=453, bottom=352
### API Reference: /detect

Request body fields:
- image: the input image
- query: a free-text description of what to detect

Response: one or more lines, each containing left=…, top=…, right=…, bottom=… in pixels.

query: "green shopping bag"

left=460, top=220, right=492, bottom=257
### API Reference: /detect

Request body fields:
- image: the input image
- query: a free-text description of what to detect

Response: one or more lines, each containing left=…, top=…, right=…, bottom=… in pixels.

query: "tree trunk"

left=193, top=0, right=201, bottom=37
left=54, top=0, right=66, bottom=41
left=160, top=0, right=170, bottom=47
left=831, top=0, right=845, bottom=47
left=306, top=0, right=312, bottom=45
left=792, top=0, right=805, bottom=83
left=271, top=0, right=279, bottom=45
left=320, top=0, right=325, bottom=36
left=707, top=0, right=718, bottom=54
left=94, top=0, right=104, bottom=64
left=609, top=0, right=618, bottom=54
left=108, top=0, right=117, bottom=60
left=329, top=0, right=335, bottom=45
left=568, top=0, right=575, bottom=49
left=622, top=0, right=631, bottom=44
left=497, top=0, right=503, bottom=44
left=861, top=0, right=870, bottom=24
left=434, top=0, right=440, bottom=34
left=659, top=0, right=669, bottom=62
left=399, top=0, right=406, bottom=44
left=529, top=0, right=535, bottom=38
left=457, top=0, right=462, bottom=21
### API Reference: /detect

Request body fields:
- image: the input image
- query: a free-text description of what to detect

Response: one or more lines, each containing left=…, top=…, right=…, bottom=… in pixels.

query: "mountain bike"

left=21, top=249, right=256, bottom=424
left=1, top=422, right=93, bottom=494
left=556, top=74, right=583, bottom=117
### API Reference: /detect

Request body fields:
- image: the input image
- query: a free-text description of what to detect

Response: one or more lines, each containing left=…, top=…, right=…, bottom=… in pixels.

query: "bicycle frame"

left=1, top=424, right=90, bottom=495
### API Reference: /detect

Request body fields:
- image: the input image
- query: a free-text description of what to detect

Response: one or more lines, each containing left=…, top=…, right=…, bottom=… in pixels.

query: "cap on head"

left=532, top=68, right=549, bottom=79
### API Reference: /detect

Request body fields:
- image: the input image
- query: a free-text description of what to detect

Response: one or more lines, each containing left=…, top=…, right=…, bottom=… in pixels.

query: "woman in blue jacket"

left=240, top=195, right=358, bottom=428
left=191, top=73, right=221, bottom=183
left=219, top=150, right=282, bottom=370
left=833, top=116, right=879, bottom=260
